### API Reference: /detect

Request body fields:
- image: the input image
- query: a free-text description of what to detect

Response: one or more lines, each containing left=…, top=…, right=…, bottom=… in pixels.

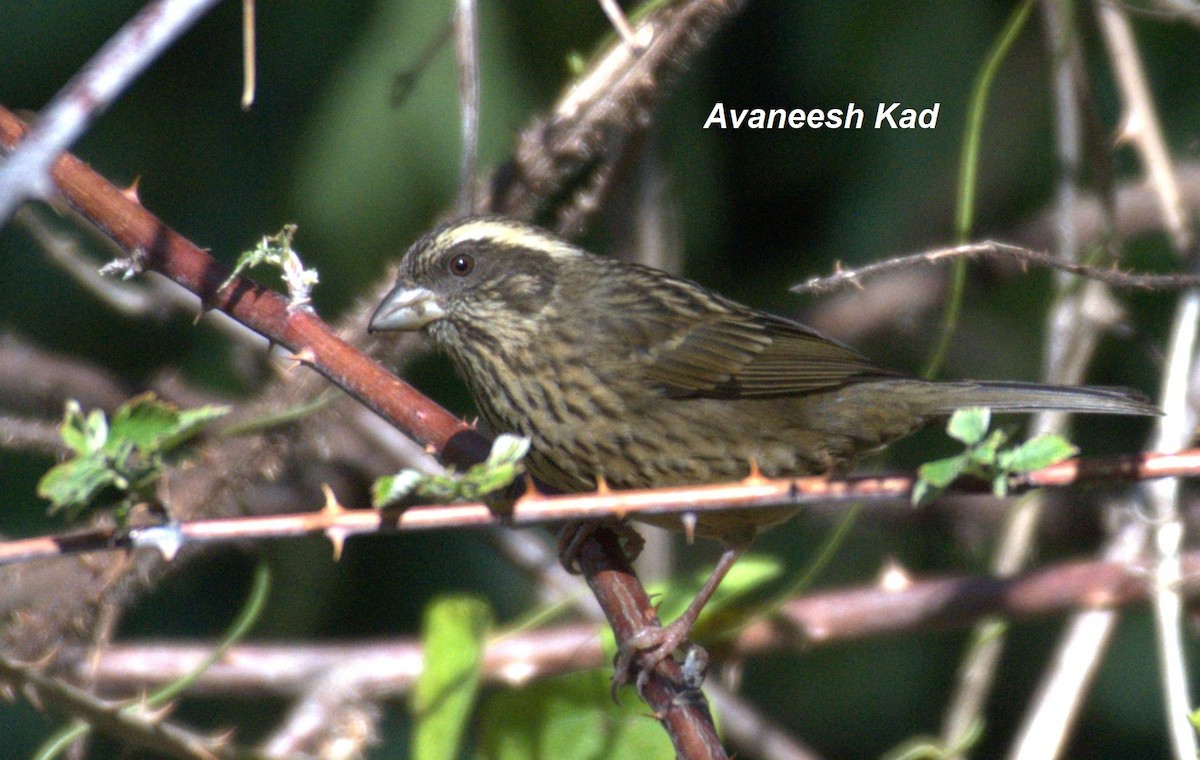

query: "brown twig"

left=484, top=0, right=748, bottom=237
left=71, top=543, right=1200, bottom=698
left=791, top=240, right=1200, bottom=296
left=0, top=652, right=248, bottom=760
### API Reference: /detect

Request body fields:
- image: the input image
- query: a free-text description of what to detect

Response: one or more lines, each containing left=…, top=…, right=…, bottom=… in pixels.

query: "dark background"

left=1, top=1, right=1196, bottom=757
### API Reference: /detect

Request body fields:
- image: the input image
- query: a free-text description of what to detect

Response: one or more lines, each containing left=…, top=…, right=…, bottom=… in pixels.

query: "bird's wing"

left=639, top=310, right=892, bottom=399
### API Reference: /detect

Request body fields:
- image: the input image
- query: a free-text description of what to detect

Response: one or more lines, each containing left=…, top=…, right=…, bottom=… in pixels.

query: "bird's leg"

left=557, top=519, right=645, bottom=573
left=615, top=533, right=752, bottom=693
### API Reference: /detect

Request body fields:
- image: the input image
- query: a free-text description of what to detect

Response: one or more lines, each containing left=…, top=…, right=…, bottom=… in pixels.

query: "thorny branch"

left=1, top=446, right=1196, bottom=567
left=0, top=653, right=252, bottom=760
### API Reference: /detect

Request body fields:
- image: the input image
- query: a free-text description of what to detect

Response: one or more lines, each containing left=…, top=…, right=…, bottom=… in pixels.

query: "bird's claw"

left=610, top=618, right=706, bottom=700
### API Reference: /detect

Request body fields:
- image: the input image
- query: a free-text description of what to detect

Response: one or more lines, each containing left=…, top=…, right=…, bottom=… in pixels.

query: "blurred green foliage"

left=1, top=0, right=1197, bottom=757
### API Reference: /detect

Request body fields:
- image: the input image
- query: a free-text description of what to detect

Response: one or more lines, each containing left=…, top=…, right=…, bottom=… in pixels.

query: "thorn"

left=22, top=683, right=43, bottom=712
left=282, top=346, right=317, bottom=371
left=320, top=484, right=346, bottom=515
left=595, top=473, right=611, bottom=494
left=743, top=458, right=769, bottom=486
left=1114, top=112, right=1139, bottom=146
left=877, top=556, right=913, bottom=592
left=139, top=698, right=177, bottom=724
left=521, top=473, right=544, bottom=499
left=207, top=727, right=237, bottom=748
left=325, top=529, right=348, bottom=562
left=320, top=484, right=348, bottom=561
left=121, top=177, right=142, bottom=204
left=682, top=512, right=697, bottom=545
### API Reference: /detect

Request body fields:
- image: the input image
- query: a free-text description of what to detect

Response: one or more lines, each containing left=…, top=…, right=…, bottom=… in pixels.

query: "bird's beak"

left=368, top=284, right=446, bottom=332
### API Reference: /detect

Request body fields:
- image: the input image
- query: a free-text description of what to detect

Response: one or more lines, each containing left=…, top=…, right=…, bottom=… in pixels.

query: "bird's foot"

left=611, top=618, right=708, bottom=698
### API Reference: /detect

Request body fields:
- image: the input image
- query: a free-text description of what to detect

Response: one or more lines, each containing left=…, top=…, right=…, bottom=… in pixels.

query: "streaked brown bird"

left=369, top=215, right=1157, bottom=679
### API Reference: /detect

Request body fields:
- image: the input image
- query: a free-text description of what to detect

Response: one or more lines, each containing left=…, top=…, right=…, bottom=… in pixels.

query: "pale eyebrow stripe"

left=434, top=221, right=578, bottom=259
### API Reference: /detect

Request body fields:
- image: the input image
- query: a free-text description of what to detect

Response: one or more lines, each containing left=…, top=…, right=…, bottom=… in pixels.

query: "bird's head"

left=368, top=216, right=583, bottom=346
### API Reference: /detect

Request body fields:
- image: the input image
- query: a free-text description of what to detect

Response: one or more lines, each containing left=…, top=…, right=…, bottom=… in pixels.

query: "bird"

left=368, top=214, right=1158, bottom=684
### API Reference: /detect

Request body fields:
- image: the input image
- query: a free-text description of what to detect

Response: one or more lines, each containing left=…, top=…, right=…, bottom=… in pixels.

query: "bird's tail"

left=922, top=381, right=1159, bottom=417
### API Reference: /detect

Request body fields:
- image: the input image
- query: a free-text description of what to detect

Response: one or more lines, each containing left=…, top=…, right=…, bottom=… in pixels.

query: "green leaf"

left=37, top=455, right=123, bottom=516
left=913, top=454, right=968, bottom=507
left=224, top=224, right=302, bottom=286
left=911, top=479, right=935, bottom=508
left=969, top=429, right=1008, bottom=468
left=946, top=407, right=990, bottom=446
left=373, top=435, right=530, bottom=508
left=107, top=393, right=229, bottom=453
left=222, top=225, right=318, bottom=310
left=372, top=470, right=425, bottom=507
left=108, top=393, right=178, bottom=450
left=59, top=401, right=107, bottom=455
left=918, top=454, right=969, bottom=489
left=413, top=596, right=493, bottom=760
left=476, top=670, right=674, bottom=760
left=999, top=434, right=1077, bottom=473
left=40, top=396, right=228, bottom=524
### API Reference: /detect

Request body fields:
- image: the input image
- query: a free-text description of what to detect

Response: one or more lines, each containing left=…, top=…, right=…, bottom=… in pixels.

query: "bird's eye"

left=449, top=253, right=475, bottom=277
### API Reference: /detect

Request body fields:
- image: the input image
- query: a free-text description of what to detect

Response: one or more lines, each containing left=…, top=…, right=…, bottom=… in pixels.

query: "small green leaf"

left=41, top=396, right=228, bottom=524
left=223, top=224, right=300, bottom=288
left=911, top=479, right=935, bottom=508
left=946, top=407, right=990, bottom=446
left=999, top=433, right=1077, bottom=473
left=486, top=433, right=531, bottom=466
left=108, top=393, right=178, bottom=450
left=968, top=429, right=1008, bottom=468
left=918, top=454, right=969, bottom=488
left=37, top=455, right=123, bottom=516
left=413, top=596, right=492, bottom=760
left=913, top=454, right=969, bottom=506
left=477, top=670, right=673, bottom=760
left=162, top=405, right=231, bottom=451
left=107, top=393, right=229, bottom=453
left=59, top=401, right=107, bottom=455
left=222, top=225, right=318, bottom=310
left=373, top=435, right=530, bottom=507
left=372, top=470, right=425, bottom=507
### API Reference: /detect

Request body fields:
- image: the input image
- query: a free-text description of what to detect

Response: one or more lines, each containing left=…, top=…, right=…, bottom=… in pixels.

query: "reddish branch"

left=0, top=110, right=485, bottom=468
